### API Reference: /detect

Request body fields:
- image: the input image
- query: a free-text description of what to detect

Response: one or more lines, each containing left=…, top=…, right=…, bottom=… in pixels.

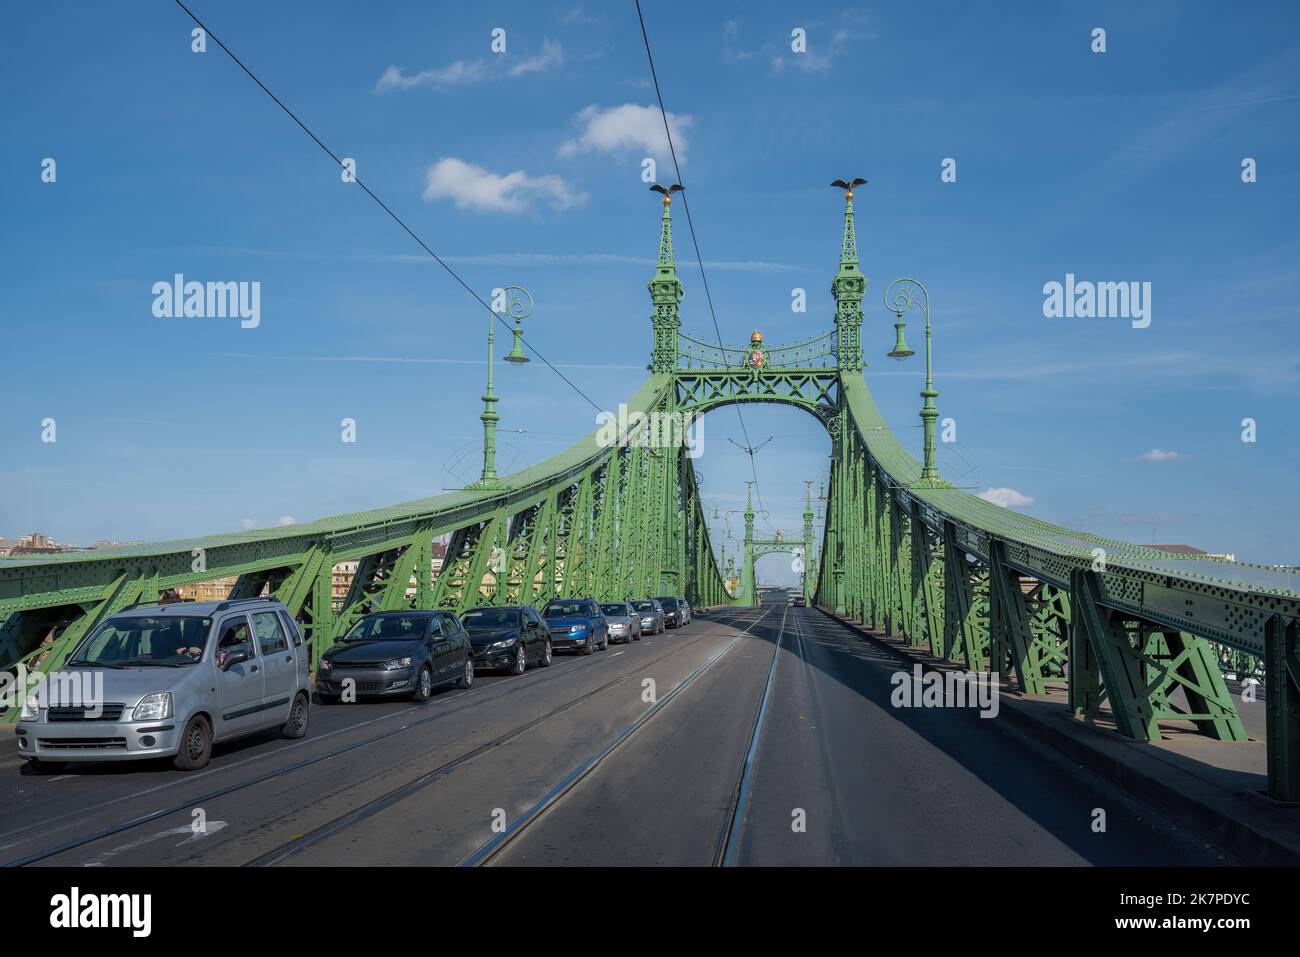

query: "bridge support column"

left=941, top=523, right=982, bottom=666
left=1070, top=569, right=1246, bottom=742
left=988, top=541, right=1045, bottom=695
left=909, top=500, right=942, bottom=654
left=1266, top=616, right=1300, bottom=802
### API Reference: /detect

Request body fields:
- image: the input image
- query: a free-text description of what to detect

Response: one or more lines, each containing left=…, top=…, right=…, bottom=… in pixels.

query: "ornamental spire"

left=657, top=195, right=676, bottom=269
left=830, top=176, right=866, bottom=276
left=840, top=192, right=859, bottom=271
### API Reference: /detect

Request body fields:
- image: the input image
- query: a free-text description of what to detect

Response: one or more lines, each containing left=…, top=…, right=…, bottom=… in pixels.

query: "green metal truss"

left=2, top=185, right=1296, bottom=799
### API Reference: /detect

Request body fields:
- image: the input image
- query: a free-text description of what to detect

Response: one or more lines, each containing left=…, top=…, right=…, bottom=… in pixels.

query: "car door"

left=589, top=602, right=607, bottom=645
left=429, top=614, right=457, bottom=680
left=251, top=609, right=295, bottom=727
left=524, top=607, right=544, bottom=661
left=278, top=610, right=310, bottom=690
left=212, top=613, right=265, bottom=739
left=443, top=614, right=470, bottom=675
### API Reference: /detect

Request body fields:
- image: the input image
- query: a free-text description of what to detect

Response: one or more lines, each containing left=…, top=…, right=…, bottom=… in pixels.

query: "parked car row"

left=14, top=592, right=699, bottom=773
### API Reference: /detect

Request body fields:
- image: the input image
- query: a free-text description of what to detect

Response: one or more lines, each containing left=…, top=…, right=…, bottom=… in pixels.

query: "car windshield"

left=343, top=615, right=427, bottom=642
left=544, top=601, right=589, bottom=618
left=69, top=615, right=211, bottom=666
left=657, top=598, right=678, bottom=610
left=462, top=608, right=520, bottom=629
left=631, top=601, right=654, bottom=611
left=600, top=604, right=628, bottom=616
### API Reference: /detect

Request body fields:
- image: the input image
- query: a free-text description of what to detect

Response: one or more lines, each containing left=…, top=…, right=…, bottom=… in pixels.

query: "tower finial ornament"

left=830, top=177, right=867, bottom=202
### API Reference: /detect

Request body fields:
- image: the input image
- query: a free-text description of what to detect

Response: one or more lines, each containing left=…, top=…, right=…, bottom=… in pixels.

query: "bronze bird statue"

left=649, top=183, right=684, bottom=205
left=831, top=177, right=867, bottom=200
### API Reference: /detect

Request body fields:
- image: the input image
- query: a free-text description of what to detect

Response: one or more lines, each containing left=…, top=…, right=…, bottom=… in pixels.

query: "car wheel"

left=583, top=636, right=595, bottom=655
left=512, top=644, right=527, bottom=676
left=26, top=758, right=66, bottom=774
left=457, top=656, right=475, bottom=689
left=634, top=629, right=641, bottom=641
left=173, top=715, right=212, bottom=771
left=281, top=692, right=310, bottom=739
left=600, top=634, right=608, bottom=650
left=412, top=665, right=434, bottom=701
left=540, top=640, right=553, bottom=667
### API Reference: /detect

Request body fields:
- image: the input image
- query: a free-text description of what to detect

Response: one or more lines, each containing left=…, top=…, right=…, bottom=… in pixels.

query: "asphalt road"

left=0, top=603, right=1229, bottom=866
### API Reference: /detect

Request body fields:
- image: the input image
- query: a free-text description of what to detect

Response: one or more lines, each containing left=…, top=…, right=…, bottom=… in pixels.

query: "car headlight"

left=318, top=658, right=332, bottom=671
left=20, top=693, right=40, bottom=721
left=569, top=625, right=586, bottom=633
left=132, top=692, right=173, bottom=722
left=490, top=638, right=517, bottom=649
left=384, top=657, right=413, bottom=670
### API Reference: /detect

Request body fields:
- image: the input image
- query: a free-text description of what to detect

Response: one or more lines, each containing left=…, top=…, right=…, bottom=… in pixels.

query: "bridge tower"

left=802, top=480, right=816, bottom=601
left=643, top=190, right=690, bottom=596
left=820, top=188, right=868, bottom=616
left=739, top=481, right=757, bottom=605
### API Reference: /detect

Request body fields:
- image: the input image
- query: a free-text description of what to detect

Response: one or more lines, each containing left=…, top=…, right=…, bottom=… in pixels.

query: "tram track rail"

left=463, top=606, right=786, bottom=867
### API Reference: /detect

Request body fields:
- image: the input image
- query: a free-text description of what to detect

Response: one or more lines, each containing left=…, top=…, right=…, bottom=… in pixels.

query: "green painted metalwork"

left=2, top=182, right=1295, bottom=798
left=1265, top=616, right=1300, bottom=801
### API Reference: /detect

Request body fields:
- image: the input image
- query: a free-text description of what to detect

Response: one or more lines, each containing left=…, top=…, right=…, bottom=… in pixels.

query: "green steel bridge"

left=3, top=191, right=1299, bottom=802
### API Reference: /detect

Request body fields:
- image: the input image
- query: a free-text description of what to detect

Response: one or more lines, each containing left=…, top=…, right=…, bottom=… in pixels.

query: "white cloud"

left=769, top=15, right=876, bottom=74
left=1137, top=448, right=1181, bottom=462
left=375, top=60, right=490, bottom=92
left=978, top=487, right=1035, bottom=509
left=240, top=517, right=256, bottom=530
left=278, top=515, right=296, bottom=525
left=376, top=39, right=563, bottom=92
left=560, top=103, right=691, bottom=164
left=510, top=39, right=563, bottom=77
left=422, top=157, right=588, bottom=214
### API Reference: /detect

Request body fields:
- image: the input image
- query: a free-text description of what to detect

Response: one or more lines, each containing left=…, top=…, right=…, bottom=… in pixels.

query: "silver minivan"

left=15, top=597, right=311, bottom=772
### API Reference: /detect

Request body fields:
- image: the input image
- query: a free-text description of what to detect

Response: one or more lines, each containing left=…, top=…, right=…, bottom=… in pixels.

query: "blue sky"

left=2, top=0, right=1297, bottom=584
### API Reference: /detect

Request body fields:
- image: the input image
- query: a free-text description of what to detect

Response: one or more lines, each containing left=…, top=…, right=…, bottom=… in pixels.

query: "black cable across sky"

left=634, top=0, right=781, bottom=533
left=171, top=0, right=603, bottom=414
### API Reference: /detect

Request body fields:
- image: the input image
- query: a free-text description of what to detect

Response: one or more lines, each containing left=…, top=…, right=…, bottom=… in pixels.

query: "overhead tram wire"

left=634, top=0, right=780, bottom=534
left=171, top=0, right=602, bottom=415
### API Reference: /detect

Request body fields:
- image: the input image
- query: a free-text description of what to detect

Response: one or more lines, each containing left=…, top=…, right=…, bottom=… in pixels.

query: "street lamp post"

left=475, top=284, right=533, bottom=490
left=884, top=277, right=940, bottom=484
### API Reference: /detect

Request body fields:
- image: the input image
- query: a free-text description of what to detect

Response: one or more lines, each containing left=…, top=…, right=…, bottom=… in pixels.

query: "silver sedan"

left=600, top=602, right=643, bottom=643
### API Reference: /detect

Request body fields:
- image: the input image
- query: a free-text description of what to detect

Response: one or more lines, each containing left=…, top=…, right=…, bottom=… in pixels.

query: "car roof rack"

left=212, top=596, right=281, bottom=612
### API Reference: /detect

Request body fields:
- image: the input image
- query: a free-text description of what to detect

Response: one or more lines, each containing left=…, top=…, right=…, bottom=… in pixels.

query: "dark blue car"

left=542, top=598, right=608, bottom=655
left=462, top=605, right=552, bottom=675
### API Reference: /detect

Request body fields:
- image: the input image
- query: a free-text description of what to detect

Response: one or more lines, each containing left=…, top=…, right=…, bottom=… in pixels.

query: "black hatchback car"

left=656, top=596, right=685, bottom=628
left=317, top=610, right=473, bottom=703
left=462, top=605, right=552, bottom=675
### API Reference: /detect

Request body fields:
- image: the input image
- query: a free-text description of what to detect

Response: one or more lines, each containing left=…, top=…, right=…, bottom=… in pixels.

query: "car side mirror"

left=222, top=648, right=249, bottom=671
